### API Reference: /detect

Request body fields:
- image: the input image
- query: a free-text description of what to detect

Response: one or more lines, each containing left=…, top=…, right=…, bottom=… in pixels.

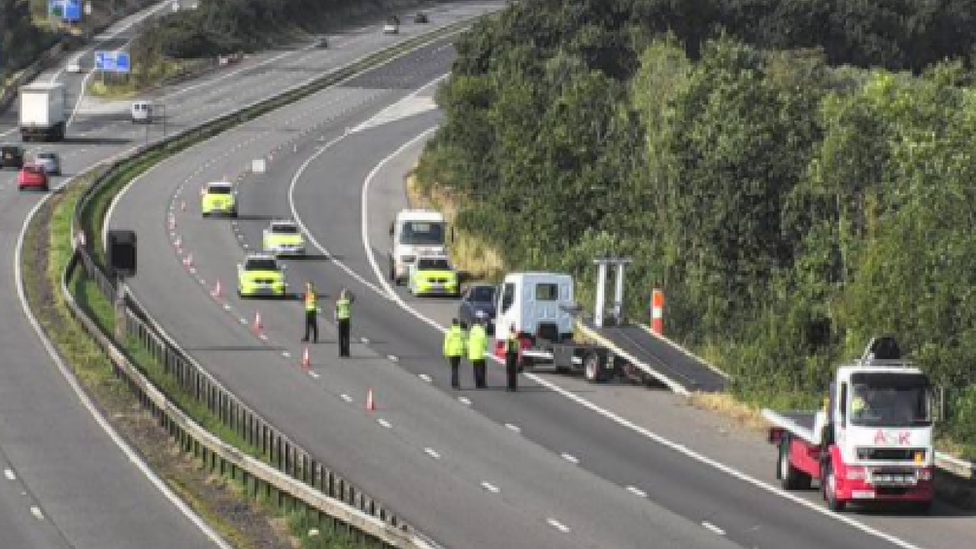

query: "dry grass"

left=406, top=169, right=506, bottom=282
left=689, top=392, right=769, bottom=433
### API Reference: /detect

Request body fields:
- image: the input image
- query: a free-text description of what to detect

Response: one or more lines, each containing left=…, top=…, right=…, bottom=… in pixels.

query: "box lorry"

left=764, top=337, right=935, bottom=512
left=20, top=83, right=66, bottom=142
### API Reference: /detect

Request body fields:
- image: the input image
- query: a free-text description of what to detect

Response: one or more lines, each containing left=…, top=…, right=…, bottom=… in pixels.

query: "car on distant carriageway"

left=34, top=151, right=61, bottom=176
left=201, top=181, right=237, bottom=217
left=18, top=163, right=49, bottom=191
left=1, top=144, right=25, bottom=169
left=262, top=219, right=306, bottom=257
left=408, top=254, right=459, bottom=297
left=383, top=15, right=400, bottom=34
left=414, top=12, right=428, bottom=23
left=237, top=253, right=287, bottom=298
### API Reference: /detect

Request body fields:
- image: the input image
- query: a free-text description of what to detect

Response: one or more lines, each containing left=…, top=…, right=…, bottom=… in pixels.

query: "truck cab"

left=388, top=210, right=447, bottom=285
left=768, top=337, right=935, bottom=512
left=493, top=272, right=574, bottom=355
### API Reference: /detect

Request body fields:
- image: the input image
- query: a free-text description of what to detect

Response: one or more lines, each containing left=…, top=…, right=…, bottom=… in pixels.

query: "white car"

left=66, top=60, right=82, bottom=74
left=33, top=151, right=61, bottom=176
left=131, top=101, right=153, bottom=123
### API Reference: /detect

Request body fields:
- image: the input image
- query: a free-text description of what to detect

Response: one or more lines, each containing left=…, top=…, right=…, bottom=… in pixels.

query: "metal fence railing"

left=51, top=15, right=484, bottom=549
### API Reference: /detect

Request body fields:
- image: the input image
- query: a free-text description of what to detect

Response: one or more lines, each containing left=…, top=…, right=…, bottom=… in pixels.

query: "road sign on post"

left=94, top=51, right=131, bottom=73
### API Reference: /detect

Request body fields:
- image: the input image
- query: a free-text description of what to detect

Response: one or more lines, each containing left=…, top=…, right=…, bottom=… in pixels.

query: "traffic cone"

left=366, top=388, right=376, bottom=412
left=302, top=346, right=311, bottom=371
left=253, top=310, right=263, bottom=335
left=212, top=279, right=222, bottom=298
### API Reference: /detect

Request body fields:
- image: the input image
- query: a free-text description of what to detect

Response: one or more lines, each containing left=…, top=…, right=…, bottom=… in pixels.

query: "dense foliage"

left=419, top=0, right=976, bottom=445
left=0, top=0, right=57, bottom=76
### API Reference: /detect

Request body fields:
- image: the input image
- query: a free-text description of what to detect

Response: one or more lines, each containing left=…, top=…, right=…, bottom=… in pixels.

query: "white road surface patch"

left=3, top=469, right=14, bottom=481
left=626, top=486, right=647, bottom=498
left=418, top=373, right=432, bottom=383
left=282, top=351, right=291, bottom=358
left=377, top=418, right=392, bottom=429
left=30, top=506, right=45, bottom=521
left=341, top=394, right=353, bottom=403
left=458, top=396, right=471, bottom=406
left=387, top=354, right=398, bottom=362
left=480, top=482, right=500, bottom=494
left=505, top=423, right=521, bottom=434
left=424, top=447, right=441, bottom=460
left=357, top=129, right=930, bottom=549
left=546, top=518, right=570, bottom=533
left=360, top=336, right=370, bottom=344
left=309, top=371, right=320, bottom=379
left=561, top=453, right=579, bottom=465
left=702, top=522, right=725, bottom=536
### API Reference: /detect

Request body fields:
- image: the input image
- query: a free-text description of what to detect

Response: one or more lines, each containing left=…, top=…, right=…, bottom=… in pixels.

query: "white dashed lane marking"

left=561, top=453, right=579, bottom=465
left=424, top=447, right=441, bottom=460
left=480, top=481, right=500, bottom=494
left=377, top=418, right=392, bottom=429
left=627, top=486, right=647, bottom=498
left=3, top=469, right=14, bottom=481
left=418, top=373, right=432, bottom=383
left=309, top=371, right=320, bottom=379
left=547, top=518, right=570, bottom=533
left=340, top=394, right=353, bottom=403
left=702, top=522, right=725, bottom=536
left=458, top=396, right=471, bottom=406
left=30, top=507, right=44, bottom=521
left=505, top=423, right=521, bottom=434
left=387, top=354, right=398, bottom=362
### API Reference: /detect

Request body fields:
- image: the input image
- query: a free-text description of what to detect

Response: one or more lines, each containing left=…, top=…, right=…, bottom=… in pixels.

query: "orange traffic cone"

left=366, top=388, right=376, bottom=412
left=252, top=310, right=263, bottom=335
left=212, top=279, right=222, bottom=298
left=302, top=346, right=311, bottom=371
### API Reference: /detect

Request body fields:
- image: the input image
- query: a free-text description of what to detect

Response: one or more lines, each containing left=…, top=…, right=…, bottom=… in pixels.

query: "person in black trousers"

left=505, top=323, right=520, bottom=392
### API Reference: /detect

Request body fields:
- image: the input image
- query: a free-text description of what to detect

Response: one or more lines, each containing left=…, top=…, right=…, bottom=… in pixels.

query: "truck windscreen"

left=400, top=222, right=445, bottom=245
left=850, top=373, right=932, bottom=427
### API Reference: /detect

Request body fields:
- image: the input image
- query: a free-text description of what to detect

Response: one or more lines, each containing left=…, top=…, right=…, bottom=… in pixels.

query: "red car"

left=18, top=164, right=49, bottom=191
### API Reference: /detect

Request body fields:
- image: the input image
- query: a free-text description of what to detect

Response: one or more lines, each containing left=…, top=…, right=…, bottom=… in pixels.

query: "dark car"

left=1, top=144, right=25, bottom=169
left=414, top=12, right=428, bottom=23
left=459, top=284, right=497, bottom=333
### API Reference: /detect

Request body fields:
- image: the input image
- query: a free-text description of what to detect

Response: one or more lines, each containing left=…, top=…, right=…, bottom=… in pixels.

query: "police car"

left=262, top=219, right=306, bottom=256
left=408, top=253, right=460, bottom=297
left=237, top=253, right=287, bottom=298
left=201, top=181, right=237, bottom=217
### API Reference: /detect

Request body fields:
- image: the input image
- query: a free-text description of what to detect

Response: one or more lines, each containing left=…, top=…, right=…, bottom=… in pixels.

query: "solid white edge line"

left=16, top=187, right=233, bottom=549
left=356, top=129, right=930, bottom=549
left=702, top=521, right=725, bottom=536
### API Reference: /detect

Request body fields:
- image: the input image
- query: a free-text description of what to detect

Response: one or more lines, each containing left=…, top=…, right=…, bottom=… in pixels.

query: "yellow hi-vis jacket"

left=335, top=298, right=351, bottom=320
left=305, top=290, right=317, bottom=312
left=443, top=325, right=466, bottom=357
left=467, top=324, right=488, bottom=361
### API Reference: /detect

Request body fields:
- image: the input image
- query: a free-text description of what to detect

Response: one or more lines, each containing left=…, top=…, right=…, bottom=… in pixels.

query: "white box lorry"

left=20, top=83, right=66, bottom=142
left=388, top=210, right=448, bottom=285
left=764, top=337, right=936, bottom=512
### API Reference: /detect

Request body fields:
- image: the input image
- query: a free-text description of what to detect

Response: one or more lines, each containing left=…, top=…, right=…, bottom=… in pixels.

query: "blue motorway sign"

left=94, top=51, right=131, bottom=73
left=49, top=0, right=82, bottom=23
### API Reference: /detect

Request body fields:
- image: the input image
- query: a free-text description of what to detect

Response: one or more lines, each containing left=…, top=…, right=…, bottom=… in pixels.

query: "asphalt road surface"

left=0, top=2, right=499, bottom=548
left=108, top=16, right=976, bottom=549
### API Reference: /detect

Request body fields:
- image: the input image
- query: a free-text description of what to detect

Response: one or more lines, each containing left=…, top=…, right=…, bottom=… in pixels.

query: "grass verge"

left=26, top=177, right=367, bottom=548
left=407, top=169, right=505, bottom=282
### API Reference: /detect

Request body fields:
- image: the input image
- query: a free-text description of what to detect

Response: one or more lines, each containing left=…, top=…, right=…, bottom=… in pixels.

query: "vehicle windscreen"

left=208, top=186, right=232, bottom=195
left=850, top=373, right=932, bottom=427
left=419, top=258, right=451, bottom=271
left=272, top=225, right=299, bottom=234
left=399, top=221, right=445, bottom=246
left=470, top=286, right=495, bottom=303
left=246, top=259, right=278, bottom=271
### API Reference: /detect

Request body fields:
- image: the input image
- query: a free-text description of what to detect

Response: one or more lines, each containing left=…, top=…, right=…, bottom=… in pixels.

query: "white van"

left=388, top=209, right=447, bottom=285
left=494, top=272, right=575, bottom=352
left=131, top=101, right=153, bottom=123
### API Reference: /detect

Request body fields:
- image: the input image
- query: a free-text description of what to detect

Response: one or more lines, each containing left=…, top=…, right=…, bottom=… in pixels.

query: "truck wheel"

left=778, top=437, right=811, bottom=490
left=583, top=352, right=609, bottom=383
left=822, top=461, right=846, bottom=512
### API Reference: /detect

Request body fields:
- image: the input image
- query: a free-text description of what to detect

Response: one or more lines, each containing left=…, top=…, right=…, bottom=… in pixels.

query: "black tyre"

left=583, top=351, right=609, bottom=383
left=778, top=437, right=811, bottom=490
left=822, top=461, right=846, bottom=511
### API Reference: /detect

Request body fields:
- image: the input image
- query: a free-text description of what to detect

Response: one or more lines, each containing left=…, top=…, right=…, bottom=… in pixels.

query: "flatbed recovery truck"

left=764, top=337, right=936, bottom=512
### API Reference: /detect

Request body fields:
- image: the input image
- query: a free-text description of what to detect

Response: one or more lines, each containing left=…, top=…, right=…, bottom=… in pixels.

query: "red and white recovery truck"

left=764, top=337, right=936, bottom=512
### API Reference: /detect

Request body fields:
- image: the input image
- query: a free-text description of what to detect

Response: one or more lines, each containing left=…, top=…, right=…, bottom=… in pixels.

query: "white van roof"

left=396, top=209, right=444, bottom=222
left=504, top=272, right=573, bottom=283
left=207, top=181, right=233, bottom=189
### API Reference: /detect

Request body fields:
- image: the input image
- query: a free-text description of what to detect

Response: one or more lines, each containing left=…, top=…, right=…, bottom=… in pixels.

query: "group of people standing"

left=443, top=318, right=521, bottom=391
left=300, top=282, right=523, bottom=391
